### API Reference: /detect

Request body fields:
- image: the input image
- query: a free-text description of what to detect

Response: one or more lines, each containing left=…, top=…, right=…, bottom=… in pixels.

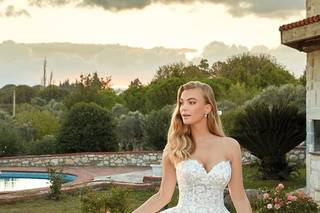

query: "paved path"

left=94, top=169, right=153, bottom=183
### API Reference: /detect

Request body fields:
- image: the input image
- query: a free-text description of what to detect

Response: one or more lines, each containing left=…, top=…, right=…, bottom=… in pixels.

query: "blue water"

left=0, top=171, right=77, bottom=192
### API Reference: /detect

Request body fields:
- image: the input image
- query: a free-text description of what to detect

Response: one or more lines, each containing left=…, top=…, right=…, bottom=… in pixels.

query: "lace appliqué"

left=160, top=159, right=232, bottom=213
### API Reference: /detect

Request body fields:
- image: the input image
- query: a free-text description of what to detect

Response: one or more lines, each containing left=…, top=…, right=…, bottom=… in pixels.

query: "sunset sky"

left=0, top=0, right=306, bottom=88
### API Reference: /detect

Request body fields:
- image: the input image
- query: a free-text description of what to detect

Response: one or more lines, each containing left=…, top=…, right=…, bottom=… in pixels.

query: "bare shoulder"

left=162, top=148, right=176, bottom=166
left=221, top=137, right=241, bottom=159
left=223, top=137, right=240, bottom=148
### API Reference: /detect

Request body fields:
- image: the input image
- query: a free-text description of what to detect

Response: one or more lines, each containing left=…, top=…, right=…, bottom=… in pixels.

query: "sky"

left=0, top=0, right=307, bottom=88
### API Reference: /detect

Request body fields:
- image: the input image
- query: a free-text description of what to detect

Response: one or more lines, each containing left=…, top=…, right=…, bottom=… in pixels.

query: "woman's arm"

left=227, top=138, right=252, bottom=213
left=132, top=151, right=177, bottom=213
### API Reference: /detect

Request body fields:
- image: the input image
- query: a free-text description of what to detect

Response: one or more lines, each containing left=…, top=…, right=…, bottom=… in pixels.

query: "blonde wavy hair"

left=163, top=81, right=225, bottom=162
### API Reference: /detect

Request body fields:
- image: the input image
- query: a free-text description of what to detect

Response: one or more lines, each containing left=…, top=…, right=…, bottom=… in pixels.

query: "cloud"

left=0, top=40, right=305, bottom=89
left=28, top=0, right=75, bottom=7
left=0, top=41, right=189, bottom=87
left=198, top=41, right=305, bottom=77
left=26, top=0, right=304, bottom=18
left=4, top=5, right=30, bottom=17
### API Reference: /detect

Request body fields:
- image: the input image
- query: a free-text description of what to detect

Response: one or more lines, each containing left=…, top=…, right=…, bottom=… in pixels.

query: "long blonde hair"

left=164, top=81, right=225, bottom=161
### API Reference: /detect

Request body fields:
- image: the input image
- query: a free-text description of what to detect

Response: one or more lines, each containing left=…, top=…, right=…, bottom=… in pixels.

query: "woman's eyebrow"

left=180, top=98, right=197, bottom=101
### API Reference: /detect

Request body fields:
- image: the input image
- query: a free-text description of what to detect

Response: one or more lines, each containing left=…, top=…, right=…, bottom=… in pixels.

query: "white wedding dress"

left=160, top=159, right=232, bottom=213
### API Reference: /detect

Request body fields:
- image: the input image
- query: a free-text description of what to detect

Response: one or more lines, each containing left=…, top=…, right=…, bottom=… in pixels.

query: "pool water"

left=0, top=171, right=77, bottom=192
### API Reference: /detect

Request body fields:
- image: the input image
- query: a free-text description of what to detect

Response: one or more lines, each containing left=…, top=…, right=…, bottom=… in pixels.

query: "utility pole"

left=12, top=89, right=16, bottom=118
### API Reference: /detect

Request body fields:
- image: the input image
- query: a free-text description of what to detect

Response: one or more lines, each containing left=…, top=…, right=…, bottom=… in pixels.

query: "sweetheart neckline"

left=176, top=159, right=230, bottom=175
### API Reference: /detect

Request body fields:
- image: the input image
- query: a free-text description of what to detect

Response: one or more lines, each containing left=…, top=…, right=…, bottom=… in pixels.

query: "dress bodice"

left=160, top=159, right=232, bottom=213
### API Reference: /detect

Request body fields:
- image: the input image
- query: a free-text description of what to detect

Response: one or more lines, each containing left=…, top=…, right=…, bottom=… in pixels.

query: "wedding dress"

left=160, top=159, right=232, bottom=213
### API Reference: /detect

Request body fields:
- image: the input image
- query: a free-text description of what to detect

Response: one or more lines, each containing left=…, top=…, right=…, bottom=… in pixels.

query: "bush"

left=15, top=104, right=60, bottom=139
left=47, top=166, right=64, bottom=200
left=0, top=123, right=22, bottom=157
left=115, top=111, right=145, bottom=151
left=111, top=103, right=128, bottom=118
left=144, top=105, right=173, bottom=150
left=246, top=84, right=305, bottom=114
left=80, top=186, right=132, bottom=213
left=27, top=135, right=57, bottom=155
left=231, top=104, right=306, bottom=180
left=57, top=102, right=118, bottom=153
left=253, top=183, right=319, bottom=212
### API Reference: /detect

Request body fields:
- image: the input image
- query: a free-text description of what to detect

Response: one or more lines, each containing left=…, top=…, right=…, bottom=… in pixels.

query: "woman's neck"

left=190, top=121, right=211, bottom=142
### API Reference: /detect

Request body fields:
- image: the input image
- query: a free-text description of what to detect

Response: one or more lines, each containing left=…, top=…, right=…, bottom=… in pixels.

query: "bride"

left=133, top=81, right=252, bottom=213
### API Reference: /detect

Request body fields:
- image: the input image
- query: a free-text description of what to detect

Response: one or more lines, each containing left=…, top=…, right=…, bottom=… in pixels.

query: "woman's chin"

left=182, top=120, right=192, bottom=125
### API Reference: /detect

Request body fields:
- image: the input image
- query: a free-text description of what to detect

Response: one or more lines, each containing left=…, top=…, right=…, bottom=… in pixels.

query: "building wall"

left=306, top=49, right=320, bottom=202
left=307, top=0, right=320, bottom=17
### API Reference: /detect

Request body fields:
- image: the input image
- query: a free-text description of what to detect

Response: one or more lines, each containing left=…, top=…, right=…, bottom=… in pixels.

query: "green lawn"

left=0, top=164, right=306, bottom=213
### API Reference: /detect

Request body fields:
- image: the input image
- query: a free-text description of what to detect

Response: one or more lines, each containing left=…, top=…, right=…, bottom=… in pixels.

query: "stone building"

left=280, top=0, right=320, bottom=202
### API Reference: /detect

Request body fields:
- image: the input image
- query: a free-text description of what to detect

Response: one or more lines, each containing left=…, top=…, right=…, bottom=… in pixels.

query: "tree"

left=111, top=103, right=129, bottom=118
left=212, top=54, right=298, bottom=89
left=15, top=104, right=60, bottom=139
left=39, top=85, right=69, bottom=102
left=299, top=69, right=306, bottom=86
left=120, top=78, right=147, bottom=113
left=115, top=111, right=145, bottom=151
left=200, top=77, right=232, bottom=101
left=144, top=105, right=173, bottom=150
left=64, top=72, right=117, bottom=109
left=0, top=122, right=22, bottom=157
left=225, top=82, right=261, bottom=105
left=0, top=114, right=33, bottom=156
left=152, top=62, right=185, bottom=82
left=231, top=104, right=306, bottom=180
left=246, top=84, right=306, bottom=114
left=198, top=58, right=210, bottom=72
left=145, top=77, right=186, bottom=112
left=57, top=102, right=118, bottom=153
left=15, top=85, right=38, bottom=104
left=152, top=61, right=211, bottom=83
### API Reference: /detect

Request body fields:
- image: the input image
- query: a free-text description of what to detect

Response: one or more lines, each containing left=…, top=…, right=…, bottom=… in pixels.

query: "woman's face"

left=179, top=88, right=211, bottom=125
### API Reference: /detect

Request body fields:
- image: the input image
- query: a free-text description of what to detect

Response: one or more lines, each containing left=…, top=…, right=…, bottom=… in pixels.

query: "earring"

left=204, top=113, right=208, bottom=118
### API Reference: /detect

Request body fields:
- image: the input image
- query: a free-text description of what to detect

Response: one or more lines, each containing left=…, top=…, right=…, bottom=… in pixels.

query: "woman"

left=133, top=81, right=252, bottom=213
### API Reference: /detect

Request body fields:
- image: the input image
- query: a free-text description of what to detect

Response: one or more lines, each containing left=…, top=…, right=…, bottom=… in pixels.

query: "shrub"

left=115, top=111, right=145, bottom=151
left=0, top=119, right=24, bottom=156
left=47, top=166, right=64, bottom=200
left=80, top=186, right=132, bottom=213
left=27, top=135, right=57, bottom=155
left=57, top=102, right=118, bottom=153
left=144, top=104, right=174, bottom=150
left=253, top=183, right=319, bottom=212
left=231, top=104, right=306, bottom=180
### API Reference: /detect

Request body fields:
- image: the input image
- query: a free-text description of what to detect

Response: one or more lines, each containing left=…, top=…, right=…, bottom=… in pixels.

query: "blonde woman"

left=133, top=81, right=252, bottom=213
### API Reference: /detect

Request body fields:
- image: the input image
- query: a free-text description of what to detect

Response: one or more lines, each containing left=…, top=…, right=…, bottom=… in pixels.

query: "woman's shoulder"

left=220, top=136, right=241, bottom=157
left=221, top=136, right=240, bottom=146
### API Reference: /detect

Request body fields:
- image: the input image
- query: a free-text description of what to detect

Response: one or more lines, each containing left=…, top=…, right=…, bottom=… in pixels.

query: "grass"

left=0, top=164, right=306, bottom=213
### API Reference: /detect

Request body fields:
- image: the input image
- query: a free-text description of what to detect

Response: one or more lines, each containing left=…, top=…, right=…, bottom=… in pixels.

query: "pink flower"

left=274, top=203, right=281, bottom=209
left=276, top=183, right=284, bottom=191
left=287, top=194, right=297, bottom=201
left=263, top=193, right=269, bottom=199
left=298, top=191, right=305, bottom=197
left=267, top=204, right=273, bottom=209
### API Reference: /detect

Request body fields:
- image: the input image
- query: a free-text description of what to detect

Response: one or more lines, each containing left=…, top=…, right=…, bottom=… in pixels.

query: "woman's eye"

left=189, top=101, right=196, bottom=105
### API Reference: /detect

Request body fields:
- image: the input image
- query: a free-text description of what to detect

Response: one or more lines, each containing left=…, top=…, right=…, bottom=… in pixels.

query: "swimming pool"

left=0, top=171, right=77, bottom=192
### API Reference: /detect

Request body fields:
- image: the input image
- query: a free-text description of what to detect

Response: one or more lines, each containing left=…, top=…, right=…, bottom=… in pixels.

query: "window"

left=314, top=120, right=320, bottom=152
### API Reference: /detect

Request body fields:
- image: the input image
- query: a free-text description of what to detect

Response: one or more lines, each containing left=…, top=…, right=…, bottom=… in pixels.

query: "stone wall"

left=242, top=145, right=306, bottom=165
left=0, top=151, right=162, bottom=167
left=0, top=146, right=305, bottom=168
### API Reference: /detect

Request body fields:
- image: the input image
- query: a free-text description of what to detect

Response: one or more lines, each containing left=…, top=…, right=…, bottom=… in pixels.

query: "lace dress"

left=160, top=159, right=232, bottom=213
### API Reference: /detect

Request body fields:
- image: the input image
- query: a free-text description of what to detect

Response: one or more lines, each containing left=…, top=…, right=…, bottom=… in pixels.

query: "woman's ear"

left=205, top=104, right=212, bottom=114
